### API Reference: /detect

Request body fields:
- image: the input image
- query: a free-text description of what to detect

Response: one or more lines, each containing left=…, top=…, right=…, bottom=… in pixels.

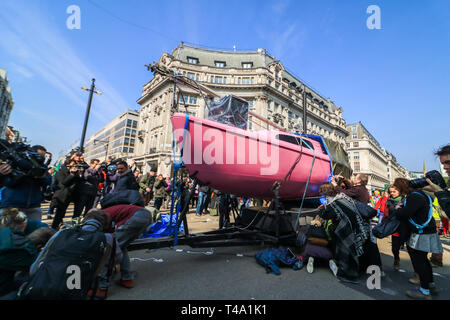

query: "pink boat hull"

left=171, top=113, right=331, bottom=199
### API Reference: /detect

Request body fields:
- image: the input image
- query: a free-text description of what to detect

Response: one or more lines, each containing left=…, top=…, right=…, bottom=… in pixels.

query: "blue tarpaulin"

left=141, top=214, right=184, bottom=238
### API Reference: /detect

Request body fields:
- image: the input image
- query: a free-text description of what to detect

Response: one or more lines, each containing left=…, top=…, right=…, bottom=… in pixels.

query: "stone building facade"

left=134, top=43, right=349, bottom=176
left=346, top=122, right=410, bottom=191
left=0, top=69, right=14, bottom=140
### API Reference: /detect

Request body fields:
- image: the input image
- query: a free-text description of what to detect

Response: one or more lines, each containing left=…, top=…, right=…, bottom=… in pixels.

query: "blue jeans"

left=196, top=192, right=207, bottom=214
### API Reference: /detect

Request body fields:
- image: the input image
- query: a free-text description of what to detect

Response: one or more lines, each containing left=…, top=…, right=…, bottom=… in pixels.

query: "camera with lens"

left=68, top=163, right=88, bottom=174
left=0, top=139, right=47, bottom=185
left=409, top=170, right=447, bottom=190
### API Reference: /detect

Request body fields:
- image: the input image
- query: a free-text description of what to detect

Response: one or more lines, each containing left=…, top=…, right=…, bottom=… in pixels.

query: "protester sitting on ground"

left=389, top=178, right=443, bottom=300
left=98, top=205, right=152, bottom=297
left=331, top=173, right=370, bottom=204
left=318, top=182, right=383, bottom=283
left=298, top=215, right=338, bottom=277
left=0, top=208, right=54, bottom=299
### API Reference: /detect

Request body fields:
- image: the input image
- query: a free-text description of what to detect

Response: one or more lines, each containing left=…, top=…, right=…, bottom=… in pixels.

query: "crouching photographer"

left=0, top=140, right=51, bottom=221
left=422, top=144, right=450, bottom=217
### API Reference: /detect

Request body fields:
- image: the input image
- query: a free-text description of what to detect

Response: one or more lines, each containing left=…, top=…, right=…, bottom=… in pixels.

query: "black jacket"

left=78, top=168, right=103, bottom=196
left=114, top=170, right=139, bottom=193
left=393, top=191, right=436, bottom=235
left=435, top=181, right=450, bottom=217
left=52, top=165, right=82, bottom=206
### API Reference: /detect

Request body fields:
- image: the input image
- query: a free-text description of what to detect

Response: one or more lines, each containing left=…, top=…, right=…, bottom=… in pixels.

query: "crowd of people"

left=0, top=142, right=449, bottom=300
left=295, top=144, right=450, bottom=300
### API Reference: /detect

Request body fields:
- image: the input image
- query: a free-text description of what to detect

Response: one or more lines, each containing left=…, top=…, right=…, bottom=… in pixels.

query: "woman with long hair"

left=390, top=178, right=443, bottom=300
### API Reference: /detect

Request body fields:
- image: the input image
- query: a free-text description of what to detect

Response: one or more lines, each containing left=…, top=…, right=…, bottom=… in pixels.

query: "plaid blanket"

left=329, top=194, right=372, bottom=280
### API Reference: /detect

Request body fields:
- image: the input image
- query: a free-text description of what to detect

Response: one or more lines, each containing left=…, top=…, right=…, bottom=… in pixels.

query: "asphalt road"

left=41, top=202, right=450, bottom=300
left=107, top=220, right=450, bottom=300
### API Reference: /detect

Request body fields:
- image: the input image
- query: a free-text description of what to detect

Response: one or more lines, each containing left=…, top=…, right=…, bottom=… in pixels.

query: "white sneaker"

left=329, top=259, right=338, bottom=277
left=307, top=257, right=314, bottom=274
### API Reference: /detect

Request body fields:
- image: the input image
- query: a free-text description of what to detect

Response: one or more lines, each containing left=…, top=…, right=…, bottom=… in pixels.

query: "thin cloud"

left=0, top=1, right=128, bottom=123
left=9, top=62, right=34, bottom=79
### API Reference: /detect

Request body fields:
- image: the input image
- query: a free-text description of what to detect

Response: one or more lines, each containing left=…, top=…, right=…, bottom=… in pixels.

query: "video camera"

left=410, top=170, right=447, bottom=190
left=67, top=163, right=88, bottom=174
left=0, top=139, right=48, bottom=184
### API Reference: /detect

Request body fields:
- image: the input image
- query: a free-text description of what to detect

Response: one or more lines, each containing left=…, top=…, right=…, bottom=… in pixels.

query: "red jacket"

left=376, top=196, right=400, bottom=237
left=375, top=195, right=388, bottom=213
left=103, top=204, right=143, bottom=230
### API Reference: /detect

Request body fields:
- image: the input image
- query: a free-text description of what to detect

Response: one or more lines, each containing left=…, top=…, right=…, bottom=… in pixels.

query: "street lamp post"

left=80, top=78, right=102, bottom=153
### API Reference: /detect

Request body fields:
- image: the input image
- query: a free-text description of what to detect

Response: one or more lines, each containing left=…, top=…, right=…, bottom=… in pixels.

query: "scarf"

left=390, top=196, right=402, bottom=204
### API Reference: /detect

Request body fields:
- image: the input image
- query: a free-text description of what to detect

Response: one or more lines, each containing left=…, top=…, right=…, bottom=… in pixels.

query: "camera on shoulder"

left=409, top=170, right=447, bottom=190
left=0, top=139, right=47, bottom=183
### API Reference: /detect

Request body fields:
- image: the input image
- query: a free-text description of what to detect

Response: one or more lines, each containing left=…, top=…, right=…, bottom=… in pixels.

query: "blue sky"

left=0, top=0, right=448, bottom=171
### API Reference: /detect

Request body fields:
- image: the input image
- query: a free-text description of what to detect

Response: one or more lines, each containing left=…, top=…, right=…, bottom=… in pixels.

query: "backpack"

left=17, top=225, right=111, bottom=300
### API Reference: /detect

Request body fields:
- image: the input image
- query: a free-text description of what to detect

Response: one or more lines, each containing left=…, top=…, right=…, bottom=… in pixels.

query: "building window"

left=114, top=120, right=126, bottom=131
left=114, top=128, right=125, bottom=138
left=248, top=116, right=253, bottom=130
left=130, top=138, right=135, bottom=146
left=241, top=77, right=253, bottom=84
left=352, top=126, right=357, bottom=131
left=346, top=143, right=350, bottom=148
left=354, top=162, right=360, bottom=171
left=125, top=128, right=131, bottom=135
left=187, top=56, right=199, bottom=64
left=189, top=96, right=197, bottom=104
left=354, top=152, right=359, bottom=159
left=352, top=133, right=357, bottom=139
left=237, top=77, right=241, bottom=84
left=242, top=62, right=253, bottom=69
left=129, top=148, right=134, bottom=153
left=127, top=119, right=132, bottom=127
left=123, top=147, right=128, bottom=153
left=187, top=72, right=195, bottom=80
left=132, top=121, right=138, bottom=128
left=274, top=103, right=279, bottom=113
left=215, top=61, right=226, bottom=68
left=353, top=142, right=359, bottom=147
left=212, top=76, right=223, bottom=84
left=247, top=100, right=254, bottom=108
left=131, top=129, right=136, bottom=137
left=124, top=137, right=130, bottom=145
left=268, top=100, right=272, bottom=110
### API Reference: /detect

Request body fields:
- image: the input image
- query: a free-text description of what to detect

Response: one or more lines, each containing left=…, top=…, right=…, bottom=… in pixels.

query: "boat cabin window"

left=276, top=134, right=314, bottom=150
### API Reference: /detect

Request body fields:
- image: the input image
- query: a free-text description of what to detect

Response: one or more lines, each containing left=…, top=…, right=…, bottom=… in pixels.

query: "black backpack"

left=17, top=225, right=111, bottom=300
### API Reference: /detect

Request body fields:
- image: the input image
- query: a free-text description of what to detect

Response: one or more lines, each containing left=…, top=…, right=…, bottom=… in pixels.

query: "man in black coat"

left=72, top=158, right=103, bottom=219
left=114, top=160, right=139, bottom=193
left=51, top=158, right=83, bottom=229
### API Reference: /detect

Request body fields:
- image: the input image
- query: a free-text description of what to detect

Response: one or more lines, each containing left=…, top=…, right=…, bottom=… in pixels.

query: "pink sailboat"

left=171, top=113, right=332, bottom=200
